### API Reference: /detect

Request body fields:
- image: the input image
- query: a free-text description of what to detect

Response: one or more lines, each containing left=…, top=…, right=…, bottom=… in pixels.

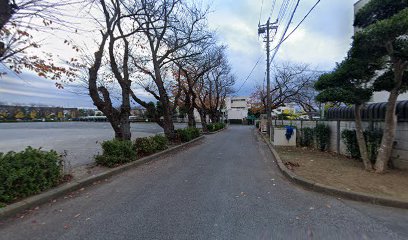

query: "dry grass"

left=276, top=146, right=408, bottom=201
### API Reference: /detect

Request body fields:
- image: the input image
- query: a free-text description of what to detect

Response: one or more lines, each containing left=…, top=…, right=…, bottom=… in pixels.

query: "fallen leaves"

left=284, top=162, right=300, bottom=170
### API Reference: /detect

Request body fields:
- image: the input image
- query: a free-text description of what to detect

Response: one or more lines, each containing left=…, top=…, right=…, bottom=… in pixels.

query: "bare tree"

left=174, top=42, right=223, bottom=127
left=195, top=52, right=235, bottom=131
left=0, top=0, right=77, bottom=79
left=84, top=0, right=143, bottom=140
left=127, top=0, right=212, bottom=139
left=249, top=63, right=318, bottom=119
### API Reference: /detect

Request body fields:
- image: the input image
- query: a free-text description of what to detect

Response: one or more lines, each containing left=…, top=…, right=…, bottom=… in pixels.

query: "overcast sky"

left=0, top=0, right=356, bottom=108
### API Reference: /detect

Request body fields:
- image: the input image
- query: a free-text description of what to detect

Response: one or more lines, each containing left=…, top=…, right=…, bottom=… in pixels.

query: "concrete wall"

left=273, top=119, right=408, bottom=170
left=225, top=96, right=249, bottom=120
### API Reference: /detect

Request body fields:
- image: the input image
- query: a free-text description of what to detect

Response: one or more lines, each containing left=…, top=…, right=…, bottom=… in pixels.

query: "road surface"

left=1, top=125, right=408, bottom=239
left=0, top=122, right=186, bottom=167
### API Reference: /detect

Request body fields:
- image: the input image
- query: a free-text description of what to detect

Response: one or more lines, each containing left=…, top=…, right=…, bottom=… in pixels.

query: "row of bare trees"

left=0, top=0, right=235, bottom=140
left=80, top=0, right=234, bottom=140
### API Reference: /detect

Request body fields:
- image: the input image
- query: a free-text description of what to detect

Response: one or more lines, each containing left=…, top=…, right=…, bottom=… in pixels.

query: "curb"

left=0, top=136, right=205, bottom=220
left=205, top=126, right=228, bottom=135
left=256, top=130, right=408, bottom=209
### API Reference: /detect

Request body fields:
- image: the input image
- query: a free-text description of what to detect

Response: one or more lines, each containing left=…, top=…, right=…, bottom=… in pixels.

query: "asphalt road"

left=1, top=125, right=408, bottom=239
left=0, top=122, right=186, bottom=167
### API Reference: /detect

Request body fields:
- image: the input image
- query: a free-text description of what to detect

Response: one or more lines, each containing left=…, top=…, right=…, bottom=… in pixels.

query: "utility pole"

left=258, top=18, right=277, bottom=137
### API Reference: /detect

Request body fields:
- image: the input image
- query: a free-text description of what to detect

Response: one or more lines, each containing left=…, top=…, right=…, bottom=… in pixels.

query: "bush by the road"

left=95, top=140, right=137, bottom=168
left=0, top=147, right=62, bottom=204
left=207, top=123, right=225, bottom=132
left=299, top=127, right=314, bottom=147
left=135, top=135, right=168, bottom=157
left=314, top=124, right=331, bottom=151
left=176, top=127, right=200, bottom=142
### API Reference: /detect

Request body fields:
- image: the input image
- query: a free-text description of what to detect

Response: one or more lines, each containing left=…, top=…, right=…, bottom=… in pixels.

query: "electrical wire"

left=269, top=0, right=277, bottom=18
left=259, top=0, right=265, bottom=24
left=275, top=0, right=321, bottom=51
left=235, top=56, right=262, bottom=94
left=270, top=0, right=300, bottom=64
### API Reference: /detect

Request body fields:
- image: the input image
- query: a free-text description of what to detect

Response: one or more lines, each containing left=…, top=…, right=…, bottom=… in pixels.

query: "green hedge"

left=176, top=127, right=200, bottom=142
left=95, top=140, right=137, bottom=168
left=0, top=147, right=62, bottom=204
left=298, top=124, right=330, bottom=151
left=341, top=129, right=383, bottom=162
left=207, top=122, right=225, bottom=132
left=135, top=135, right=168, bottom=156
left=96, top=135, right=170, bottom=167
left=314, top=124, right=330, bottom=151
left=299, top=127, right=314, bottom=147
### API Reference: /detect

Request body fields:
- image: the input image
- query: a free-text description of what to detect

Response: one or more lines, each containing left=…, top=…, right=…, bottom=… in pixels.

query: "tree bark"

left=0, top=0, right=13, bottom=30
left=0, top=0, right=14, bottom=59
left=187, top=107, right=196, bottom=127
left=374, top=88, right=399, bottom=173
left=115, top=117, right=131, bottom=140
left=162, top=103, right=176, bottom=140
left=354, top=104, right=372, bottom=170
left=198, top=109, right=208, bottom=133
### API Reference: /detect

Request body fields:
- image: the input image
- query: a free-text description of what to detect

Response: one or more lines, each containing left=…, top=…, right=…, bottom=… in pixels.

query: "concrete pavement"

left=1, top=125, right=408, bottom=239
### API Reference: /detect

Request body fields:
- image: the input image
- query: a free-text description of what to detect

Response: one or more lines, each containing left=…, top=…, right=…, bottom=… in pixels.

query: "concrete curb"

left=205, top=126, right=228, bottom=135
left=256, top=130, right=408, bottom=209
left=0, top=136, right=205, bottom=220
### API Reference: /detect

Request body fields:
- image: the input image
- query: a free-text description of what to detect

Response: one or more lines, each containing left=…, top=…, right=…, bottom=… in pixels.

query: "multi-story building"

left=225, top=97, right=249, bottom=123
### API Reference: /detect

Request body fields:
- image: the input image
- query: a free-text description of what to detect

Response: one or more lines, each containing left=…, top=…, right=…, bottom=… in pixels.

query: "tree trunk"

left=374, top=89, right=399, bottom=173
left=0, top=0, right=13, bottom=30
left=199, top=110, right=208, bottom=133
left=187, top=107, right=196, bottom=127
left=162, top=104, right=176, bottom=140
left=354, top=104, right=372, bottom=171
left=117, top=113, right=131, bottom=140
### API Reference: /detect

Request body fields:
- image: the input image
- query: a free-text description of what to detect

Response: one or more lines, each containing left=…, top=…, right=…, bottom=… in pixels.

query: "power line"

left=270, top=0, right=321, bottom=56
left=270, top=0, right=300, bottom=64
left=273, top=65, right=330, bottom=73
left=280, top=0, right=321, bottom=47
left=235, top=56, right=262, bottom=94
left=277, top=0, right=291, bottom=22
left=269, top=0, right=277, bottom=18
left=259, top=0, right=265, bottom=24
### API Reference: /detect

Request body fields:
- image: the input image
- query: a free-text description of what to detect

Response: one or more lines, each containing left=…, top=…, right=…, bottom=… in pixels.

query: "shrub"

left=0, top=147, right=62, bottom=203
left=300, top=127, right=314, bottom=147
left=255, top=121, right=260, bottom=128
left=95, top=140, right=136, bottom=167
left=152, top=134, right=168, bottom=151
left=341, top=129, right=383, bottom=162
left=207, top=122, right=225, bottom=132
left=366, top=129, right=383, bottom=163
left=176, top=127, right=200, bottom=142
left=341, top=129, right=361, bottom=159
left=314, top=124, right=330, bottom=151
left=135, top=135, right=168, bottom=156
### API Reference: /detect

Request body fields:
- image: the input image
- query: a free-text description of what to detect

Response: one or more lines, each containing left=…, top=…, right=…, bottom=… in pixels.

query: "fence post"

left=337, top=120, right=341, bottom=153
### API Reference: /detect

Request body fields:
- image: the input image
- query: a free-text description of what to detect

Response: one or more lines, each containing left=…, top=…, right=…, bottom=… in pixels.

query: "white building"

left=225, top=97, right=249, bottom=123
left=354, top=0, right=408, bottom=103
